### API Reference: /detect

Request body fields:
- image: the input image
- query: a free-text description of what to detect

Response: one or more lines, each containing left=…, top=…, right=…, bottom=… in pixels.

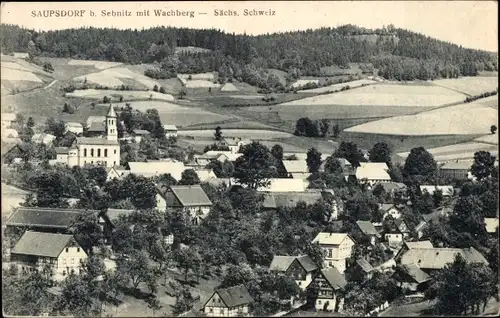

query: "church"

left=55, top=105, right=120, bottom=168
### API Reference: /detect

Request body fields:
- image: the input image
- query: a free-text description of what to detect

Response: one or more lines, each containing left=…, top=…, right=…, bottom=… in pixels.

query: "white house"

left=380, top=204, right=402, bottom=220
left=127, top=160, right=186, bottom=181
left=10, top=231, right=88, bottom=282
left=282, top=160, right=311, bottom=180
left=163, top=124, right=178, bottom=138
left=420, top=185, right=454, bottom=197
left=64, top=122, right=84, bottom=135
left=1, top=113, right=16, bottom=128
left=355, top=162, right=391, bottom=185
left=203, top=284, right=253, bottom=317
left=194, top=168, right=217, bottom=182
left=31, top=133, right=56, bottom=146
left=313, top=267, right=347, bottom=312
left=156, top=185, right=213, bottom=223
left=269, top=255, right=318, bottom=290
left=216, top=137, right=249, bottom=154
left=312, top=233, right=355, bottom=273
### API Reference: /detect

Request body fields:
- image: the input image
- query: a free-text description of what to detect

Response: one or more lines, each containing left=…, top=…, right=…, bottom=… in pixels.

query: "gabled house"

left=313, top=267, right=347, bottom=312
left=355, top=162, right=391, bottom=185
left=194, top=168, right=217, bottom=182
left=203, top=284, right=253, bottom=317
left=131, top=129, right=150, bottom=143
left=312, top=233, right=355, bottom=273
left=10, top=231, right=88, bottom=282
left=269, top=255, right=318, bottom=290
left=392, top=264, right=431, bottom=292
left=394, top=241, right=434, bottom=262
left=355, top=221, right=381, bottom=245
left=216, top=137, right=248, bottom=154
left=1, top=112, right=16, bottom=128
left=281, top=160, right=311, bottom=180
left=163, top=124, right=178, bottom=138
left=64, top=122, right=84, bottom=135
left=383, top=218, right=410, bottom=248
left=380, top=204, right=402, bottom=220
left=346, top=258, right=375, bottom=282
left=373, top=182, right=409, bottom=201
left=156, top=185, right=212, bottom=223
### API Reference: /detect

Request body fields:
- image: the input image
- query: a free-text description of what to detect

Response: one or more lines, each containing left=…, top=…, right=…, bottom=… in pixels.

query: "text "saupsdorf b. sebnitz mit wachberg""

left=31, top=9, right=196, bottom=18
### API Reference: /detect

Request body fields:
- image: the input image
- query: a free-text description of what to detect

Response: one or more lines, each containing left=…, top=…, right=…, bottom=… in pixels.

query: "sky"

left=1, top=1, right=498, bottom=52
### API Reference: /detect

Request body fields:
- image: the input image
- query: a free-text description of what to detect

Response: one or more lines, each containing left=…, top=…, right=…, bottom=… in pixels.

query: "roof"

left=355, top=162, right=391, bottom=181
left=128, top=161, right=187, bottom=180
left=321, top=267, right=347, bottom=290
left=485, top=218, right=499, bottom=233
left=220, top=83, right=239, bottom=92
left=194, top=169, right=216, bottom=182
left=11, top=231, right=77, bottom=258
left=205, top=178, right=233, bottom=188
left=168, top=185, right=212, bottom=207
left=420, top=185, right=454, bottom=196
left=1, top=113, right=17, bottom=121
left=75, top=137, right=118, bottom=146
left=88, top=121, right=106, bottom=132
left=2, top=128, right=18, bottom=138
left=312, top=233, right=353, bottom=246
left=31, top=133, right=56, bottom=144
left=262, top=191, right=323, bottom=209
left=282, top=160, right=309, bottom=173
left=375, top=182, right=407, bottom=192
left=6, top=207, right=97, bottom=229
left=405, top=241, right=434, bottom=249
left=394, top=219, right=409, bottom=232
left=269, top=255, right=317, bottom=273
left=213, top=285, right=253, bottom=308
left=440, top=160, right=473, bottom=170
left=257, top=178, right=307, bottom=192
left=132, top=129, right=150, bottom=135
left=356, top=258, right=374, bottom=273
left=106, top=104, right=117, bottom=118
left=86, top=116, right=106, bottom=127
left=163, top=124, right=178, bottom=131
left=295, top=255, right=318, bottom=272
left=65, top=122, right=83, bottom=128
left=380, top=204, right=399, bottom=212
left=356, top=221, right=381, bottom=238
left=222, top=137, right=243, bottom=146
left=105, top=208, right=135, bottom=221
left=55, top=147, right=69, bottom=154
left=400, top=247, right=489, bottom=269
left=400, top=264, right=431, bottom=283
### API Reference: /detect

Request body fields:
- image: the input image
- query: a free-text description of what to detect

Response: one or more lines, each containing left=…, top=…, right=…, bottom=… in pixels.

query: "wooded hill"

left=1, top=23, right=497, bottom=83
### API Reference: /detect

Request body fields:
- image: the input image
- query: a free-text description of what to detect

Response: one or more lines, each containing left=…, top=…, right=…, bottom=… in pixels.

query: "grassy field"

left=73, top=66, right=163, bottom=90
left=178, top=128, right=293, bottom=139
left=397, top=142, right=498, bottom=162
left=1, top=55, right=55, bottom=95
left=183, top=119, right=281, bottom=130
left=474, top=134, right=498, bottom=145
left=431, top=76, right=498, bottom=96
left=380, top=299, right=435, bottom=316
left=298, top=79, right=377, bottom=93
left=66, top=89, right=175, bottom=102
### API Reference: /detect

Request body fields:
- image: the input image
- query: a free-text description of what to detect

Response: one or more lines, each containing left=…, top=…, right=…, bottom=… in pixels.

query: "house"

left=394, top=241, right=434, bottom=262
left=86, top=121, right=106, bottom=136
left=355, top=221, right=381, bottom=245
left=216, top=137, right=248, bottom=154
left=98, top=208, right=135, bottom=242
left=55, top=147, right=69, bottom=164
left=373, top=182, right=408, bottom=200
left=156, top=185, right=212, bottom=223
left=163, top=124, right=178, bottom=138
left=203, top=284, right=253, bottom=317
left=1, top=112, right=16, bottom=128
left=485, top=217, right=499, bottom=234
left=106, top=166, right=130, bottom=181
left=439, top=160, right=475, bottom=181
left=355, top=162, right=391, bottom=185
left=380, top=204, right=402, bottom=220
left=31, top=133, right=56, bottom=146
left=394, top=219, right=411, bottom=238
left=346, top=258, right=375, bottom=282
left=311, top=233, right=355, bottom=273
left=194, top=168, right=217, bottom=182
left=127, top=160, right=186, bottom=181
left=414, top=208, right=451, bottom=239
left=132, top=129, right=150, bottom=143
left=201, top=151, right=243, bottom=163
left=282, top=160, right=311, bottom=180
left=420, top=185, right=454, bottom=197
left=313, top=267, right=347, bottom=312
left=399, top=247, right=489, bottom=274
left=86, top=115, right=106, bottom=129
left=383, top=219, right=410, bottom=248
left=64, top=122, right=84, bottom=135
left=5, top=207, right=98, bottom=234
left=257, top=178, right=307, bottom=192
left=10, top=231, right=88, bottom=282
left=392, top=264, right=431, bottom=292
left=319, top=157, right=353, bottom=173
left=2, top=143, right=27, bottom=164
left=13, top=52, right=29, bottom=59
left=269, top=255, right=318, bottom=290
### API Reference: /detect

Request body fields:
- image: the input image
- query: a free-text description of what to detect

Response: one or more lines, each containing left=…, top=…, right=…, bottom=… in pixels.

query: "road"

left=44, top=79, right=58, bottom=89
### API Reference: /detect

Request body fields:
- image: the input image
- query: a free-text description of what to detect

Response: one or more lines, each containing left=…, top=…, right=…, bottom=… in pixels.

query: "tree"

left=153, top=84, right=159, bottom=92
left=271, top=144, right=284, bottom=161
left=332, top=123, right=340, bottom=138
left=174, top=247, right=202, bottom=282
left=56, top=273, right=95, bottom=317
left=27, top=116, right=35, bottom=128
left=214, top=126, right=222, bottom=141
left=306, top=148, right=322, bottom=173
left=159, top=86, right=166, bottom=94
left=103, top=96, right=110, bottom=103
left=206, top=160, right=234, bottom=178
left=146, top=295, right=162, bottom=317
left=403, top=147, right=437, bottom=179
left=171, top=287, right=196, bottom=316
left=490, top=125, right=497, bottom=135
left=470, top=151, right=496, bottom=180
left=234, top=142, right=276, bottom=189
left=319, top=118, right=330, bottom=137
left=120, top=249, right=158, bottom=290
left=369, top=142, right=392, bottom=165
left=179, top=88, right=187, bottom=99
left=44, top=118, right=66, bottom=138
left=179, top=169, right=201, bottom=185
left=449, top=195, right=488, bottom=244
left=70, top=210, right=105, bottom=254
left=323, top=156, right=343, bottom=174
left=334, top=141, right=365, bottom=167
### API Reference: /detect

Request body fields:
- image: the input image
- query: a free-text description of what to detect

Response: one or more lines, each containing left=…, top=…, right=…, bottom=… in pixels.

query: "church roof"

left=75, top=137, right=118, bottom=145
left=106, top=104, right=117, bottom=118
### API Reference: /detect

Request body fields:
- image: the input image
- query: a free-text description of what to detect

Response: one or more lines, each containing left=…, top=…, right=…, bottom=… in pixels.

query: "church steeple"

left=106, top=104, right=117, bottom=141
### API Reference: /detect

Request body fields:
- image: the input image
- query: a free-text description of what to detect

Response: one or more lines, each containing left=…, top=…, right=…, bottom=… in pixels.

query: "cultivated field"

left=66, top=89, right=175, bottom=101
left=73, top=67, right=162, bottom=89
left=397, top=142, right=498, bottom=161
left=67, top=59, right=123, bottom=70
left=178, top=129, right=293, bottom=140
left=1, top=55, right=54, bottom=95
left=432, top=76, right=498, bottom=96
left=474, top=134, right=498, bottom=145
left=281, top=84, right=466, bottom=107
left=107, top=101, right=234, bottom=127
left=298, top=79, right=377, bottom=93
left=345, top=97, right=498, bottom=136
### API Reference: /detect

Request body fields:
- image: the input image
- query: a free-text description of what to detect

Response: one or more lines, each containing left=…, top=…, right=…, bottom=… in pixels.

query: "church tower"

left=106, top=104, right=117, bottom=141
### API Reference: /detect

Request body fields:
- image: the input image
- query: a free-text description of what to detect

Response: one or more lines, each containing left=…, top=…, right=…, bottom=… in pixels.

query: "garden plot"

left=432, top=76, right=498, bottom=96
left=66, top=89, right=174, bottom=101
left=282, top=84, right=466, bottom=107
left=298, top=79, right=377, bottom=93
left=67, top=59, right=123, bottom=70
left=345, top=101, right=497, bottom=136
left=178, top=129, right=292, bottom=140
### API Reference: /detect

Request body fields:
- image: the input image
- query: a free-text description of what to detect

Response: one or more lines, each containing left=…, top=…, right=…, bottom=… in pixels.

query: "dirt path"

left=44, top=79, right=58, bottom=89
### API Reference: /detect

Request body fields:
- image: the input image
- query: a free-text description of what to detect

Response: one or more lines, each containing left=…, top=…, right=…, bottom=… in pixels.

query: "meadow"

left=73, top=66, right=162, bottom=89
left=178, top=128, right=292, bottom=140
left=66, top=89, right=175, bottom=102
left=297, top=79, right=377, bottom=93
left=67, top=59, right=123, bottom=70
left=474, top=134, right=498, bottom=145
left=432, top=76, right=499, bottom=96
left=397, top=142, right=498, bottom=161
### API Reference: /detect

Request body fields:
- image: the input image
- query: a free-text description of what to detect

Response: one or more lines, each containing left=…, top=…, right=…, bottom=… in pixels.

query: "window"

left=84, top=148, right=87, bottom=157
left=209, top=308, right=213, bottom=313
left=97, top=149, right=101, bottom=157
left=77, top=248, right=80, bottom=253
left=91, top=148, right=94, bottom=157
left=66, top=248, right=69, bottom=253
left=104, top=149, right=108, bottom=157
left=212, top=299, right=216, bottom=303
left=318, top=300, right=322, bottom=305
left=62, top=270, right=66, bottom=276
left=220, top=309, right=224, bottom=315
left=114, top=149, right=117, bottom=154
left=298, top=281, right=302, bottom=286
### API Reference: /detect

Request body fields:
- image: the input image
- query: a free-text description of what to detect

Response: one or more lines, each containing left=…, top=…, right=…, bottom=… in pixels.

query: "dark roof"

left=356, top=221, right=381, bottom=238
left=262, top=192, right=323, bottom=209
left=6, top=207, right=98, bottom=229
left=356, top=258, right=374, bottom=273
left=375, top=182, right=407, bottom=192
left=296, top=255, right=318, bottom=272
left=394, top=219, right=409, bottom=232
left=400, top=264, right=431, bottom=283
left=55, top=147, right=69, bottom=154
left=169, top=185, right=212, bottom=207
left=103, top=208, right=135, bottom=222
left=88, top=121, right=106, bottom=132
left=269, top=255, right=295, bottom=271
left=132, top=129, right=150, bottom=135
left=11, top=231, right=76, bottom=258
left=213, top=285, right=253, bottom=308
left=321, top=267, right=347, bottom=290
left=75, top=137, right=118, bottom=146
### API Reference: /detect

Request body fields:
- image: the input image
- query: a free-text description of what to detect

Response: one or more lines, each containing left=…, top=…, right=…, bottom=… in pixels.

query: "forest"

left=1, top=23, right=497, bottom=84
